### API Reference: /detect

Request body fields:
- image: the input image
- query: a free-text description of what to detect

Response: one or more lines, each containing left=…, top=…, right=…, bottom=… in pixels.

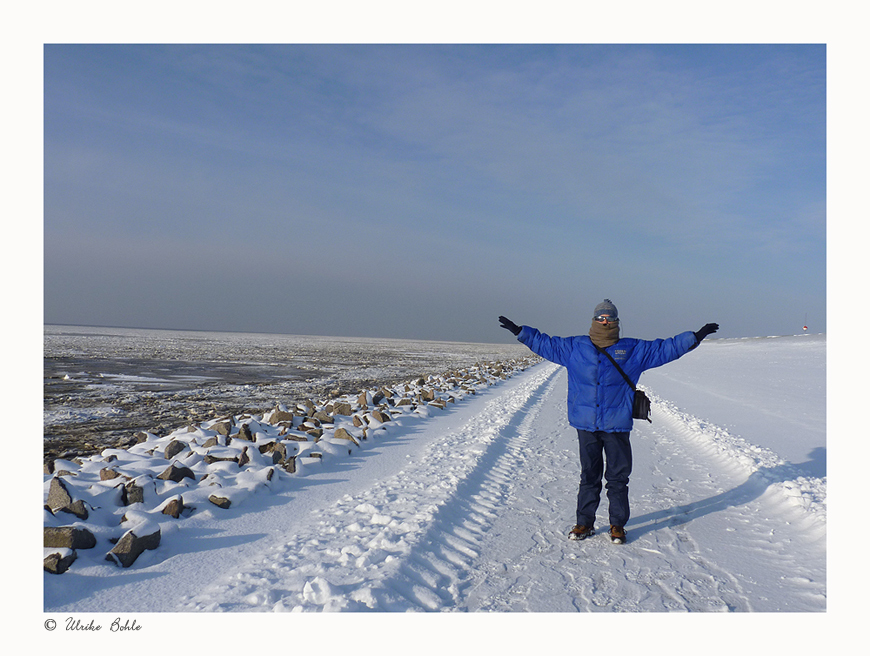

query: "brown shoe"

left=609, top=525, right=626, bottom=544
left=568, top=525, right=594, bottom=541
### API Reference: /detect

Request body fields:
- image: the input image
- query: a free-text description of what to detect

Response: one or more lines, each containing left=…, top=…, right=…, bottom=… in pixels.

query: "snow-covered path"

left=455, top=371, right=825, bottom=612
left=108, top=357, right=823, bottom=614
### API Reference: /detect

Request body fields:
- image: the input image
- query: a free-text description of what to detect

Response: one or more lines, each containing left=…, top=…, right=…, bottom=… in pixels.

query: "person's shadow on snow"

left=627, top=447, right=825, bottom=540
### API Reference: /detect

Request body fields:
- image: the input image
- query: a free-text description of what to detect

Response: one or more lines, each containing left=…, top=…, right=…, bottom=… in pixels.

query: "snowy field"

left=39, top=332, right=832, bottom=651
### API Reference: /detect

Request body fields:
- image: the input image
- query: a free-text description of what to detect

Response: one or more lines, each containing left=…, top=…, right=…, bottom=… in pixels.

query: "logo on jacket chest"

left=613, top=348, right=628, bottom=361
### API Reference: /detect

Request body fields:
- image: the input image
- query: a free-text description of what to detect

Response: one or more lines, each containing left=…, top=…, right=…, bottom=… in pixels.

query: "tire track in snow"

left=387, top=362, right=567, bottom=610
left=178, top=363, right=563, bottom=611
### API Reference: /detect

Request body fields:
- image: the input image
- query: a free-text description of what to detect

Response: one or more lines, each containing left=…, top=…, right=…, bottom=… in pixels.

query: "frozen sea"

left=43, top=325, right=528, bottom=461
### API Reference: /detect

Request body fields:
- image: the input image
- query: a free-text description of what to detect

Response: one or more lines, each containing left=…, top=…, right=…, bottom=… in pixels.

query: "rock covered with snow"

left=44, top=549, right=77, bottom=575
left=44, top=526, right=97, bottom=550
left=106, top=513, right=162, bottom=568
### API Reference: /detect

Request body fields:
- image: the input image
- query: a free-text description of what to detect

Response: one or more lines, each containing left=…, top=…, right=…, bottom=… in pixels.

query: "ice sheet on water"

left=43, top=325, right=528, bottom=458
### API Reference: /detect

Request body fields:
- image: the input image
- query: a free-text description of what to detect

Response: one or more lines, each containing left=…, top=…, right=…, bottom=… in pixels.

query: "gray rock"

left=259, top=441, right=288, bottom=465
left=257, top=440, right=276, bottom=454
left=124, top=480, right=145, bottom=505
left=46, top=477, right=89, bottom=520
left=46, top=477, right=73, bottom=512
left=203, top=453, right=237, bottom=464
left=208, top=495, right=232, bottom=509
left=100, top=468, right=123, bottom=481
left=64, top=500, right=89, bottom=520
left=371, top=410, right=392, bottom=423
left=164, top=440, right=188, bottom=460
left=333, top=428, right=360, bottom=447
left=161, top=495, right=185, bottom=518
left=157, top=463, right=195, bottom=483
left=44, top=550, right=77, bottom=574
left=44, top=526, right=97, bottom=550
left=272, top=446, right=288, bottom=465
left=212, top=421, right=232, bottom=436
left=313, top=411, right=334, bottom=424
left=271, top=409, right=294, bottom=423
left=106, top=526, right=161, bottom=568
left=333, top=402, right=353, bottom=416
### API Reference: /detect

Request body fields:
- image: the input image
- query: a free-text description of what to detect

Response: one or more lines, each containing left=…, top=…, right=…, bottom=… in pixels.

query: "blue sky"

left=43, top=44, right=826, bottom=343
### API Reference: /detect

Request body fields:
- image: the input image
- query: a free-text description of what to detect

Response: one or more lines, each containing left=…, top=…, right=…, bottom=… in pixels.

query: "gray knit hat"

left=593, top=299, right=618, bottom=319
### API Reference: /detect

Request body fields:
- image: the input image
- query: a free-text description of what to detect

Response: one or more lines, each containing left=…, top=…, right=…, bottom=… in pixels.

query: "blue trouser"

left=576, top=429, right=633, bottom=528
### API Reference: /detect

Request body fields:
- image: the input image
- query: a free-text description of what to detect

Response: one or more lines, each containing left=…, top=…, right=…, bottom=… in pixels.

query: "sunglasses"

left=594, top=315, right=619, bottom=323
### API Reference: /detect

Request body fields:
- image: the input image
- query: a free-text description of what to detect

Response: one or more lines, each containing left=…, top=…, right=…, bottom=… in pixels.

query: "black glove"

left=499, top=316, right=521, bottom=336
left=694, top=323, right=719, bottom=343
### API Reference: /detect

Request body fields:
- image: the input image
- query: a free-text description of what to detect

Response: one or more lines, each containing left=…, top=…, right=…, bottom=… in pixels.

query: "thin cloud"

left=44, top=44, right=826, bottom=341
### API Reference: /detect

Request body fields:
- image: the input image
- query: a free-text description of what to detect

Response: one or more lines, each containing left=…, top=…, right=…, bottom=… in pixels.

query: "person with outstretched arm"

left=499, top=299, right=718, bottom=544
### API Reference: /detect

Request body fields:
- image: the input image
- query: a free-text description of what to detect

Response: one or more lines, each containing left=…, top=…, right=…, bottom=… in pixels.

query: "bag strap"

left=592, top=342, right=637, bottom=391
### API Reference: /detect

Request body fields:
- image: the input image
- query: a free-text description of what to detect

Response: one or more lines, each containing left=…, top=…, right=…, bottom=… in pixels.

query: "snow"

left=37, top=334, right=835, bottom=649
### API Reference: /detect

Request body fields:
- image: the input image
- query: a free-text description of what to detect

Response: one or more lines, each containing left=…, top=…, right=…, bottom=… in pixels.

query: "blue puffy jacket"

left=518, top=326, right=698, bottom=433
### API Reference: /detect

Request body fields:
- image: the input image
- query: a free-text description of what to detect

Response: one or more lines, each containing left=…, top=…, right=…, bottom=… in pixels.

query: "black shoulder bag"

left=593, top=344, right=652, bottom=423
